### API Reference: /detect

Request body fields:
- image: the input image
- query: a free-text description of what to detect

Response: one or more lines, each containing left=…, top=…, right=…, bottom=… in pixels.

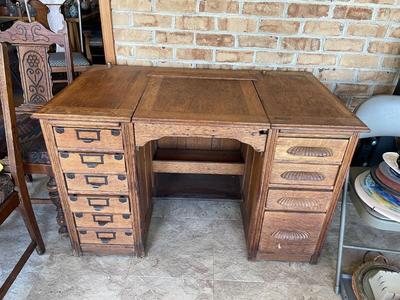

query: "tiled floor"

left=1, top=183, right=400, bottom=299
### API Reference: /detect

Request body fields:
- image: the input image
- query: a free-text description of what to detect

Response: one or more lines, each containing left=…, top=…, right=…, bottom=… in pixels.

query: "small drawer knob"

left=60, top=152, right=69, bottom=158
left=119, top=196, right=127, bottom=203
left=55, top=127, right=64, bottom=134
left=111, top=129, right=120, bottom=136
left=114, top=154, right=123, bottom=160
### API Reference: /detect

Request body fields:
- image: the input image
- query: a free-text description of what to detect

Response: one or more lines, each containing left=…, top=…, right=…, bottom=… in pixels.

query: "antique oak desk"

left=33, top=66, right=368, bottom=263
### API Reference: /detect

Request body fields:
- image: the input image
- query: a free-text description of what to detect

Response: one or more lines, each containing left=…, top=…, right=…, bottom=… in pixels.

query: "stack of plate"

left=354, top=152, right=400, bottom=222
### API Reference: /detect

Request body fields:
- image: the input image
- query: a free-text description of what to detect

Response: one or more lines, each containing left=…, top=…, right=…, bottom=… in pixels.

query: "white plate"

left=354, top=171, right=400, bottom=222
left=383, top=152, right=400, bottom=175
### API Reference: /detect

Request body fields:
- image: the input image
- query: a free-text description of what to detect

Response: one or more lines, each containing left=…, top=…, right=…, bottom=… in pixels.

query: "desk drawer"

left=266, top=189, right=332, bottom=213
left=274, top=138, right=348, bottom=164
left=65, top=173, right=128, bottom=193
left=68, top=195, right=130, bottom=213
left=74, top=212, right=132, bottom=228
left=78, top=229, right=134, bottom=245
left=270, top=163, right=339, bottom=188
left=53, top=127, right=123, bottom=151
left=59, top=152, right=126, bottom=173
left=259, top=212, right=325, bottom=258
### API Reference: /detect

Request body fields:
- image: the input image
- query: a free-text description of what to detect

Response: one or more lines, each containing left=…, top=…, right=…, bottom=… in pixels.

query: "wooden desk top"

left=133, top=68, right=269, bottom=127
left=34, top=65, right=367, bottom=132
left=34, top=66, right=146, bottom=122
left=255, top=71, right=367, bottom=132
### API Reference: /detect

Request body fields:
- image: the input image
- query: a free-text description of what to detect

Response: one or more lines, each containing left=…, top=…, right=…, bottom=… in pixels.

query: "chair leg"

left=25, top=174, right=33, bottom=182
left=47, top=177, right=68, bottom=235
left=335, top=171, right=350, bottom=294
left=0, top=241, right=36, bottom=299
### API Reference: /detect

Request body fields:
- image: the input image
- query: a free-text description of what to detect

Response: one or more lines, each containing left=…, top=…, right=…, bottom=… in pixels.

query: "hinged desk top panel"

left=133, top=69, right=268, bottom=127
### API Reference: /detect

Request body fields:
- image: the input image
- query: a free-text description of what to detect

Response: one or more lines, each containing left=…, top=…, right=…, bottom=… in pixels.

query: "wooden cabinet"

left=42, top=122, right=140, bottom=255
left=33, top=66, right=368, bottom=262
left=33, top=66, right=146, bottom=256
left=249, top=72, right=367, bottom=263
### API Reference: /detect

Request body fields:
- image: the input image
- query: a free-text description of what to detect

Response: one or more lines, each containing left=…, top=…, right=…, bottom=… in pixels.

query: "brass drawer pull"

left=287, top=146, right=333, bottom=158
left=93, top=214, right=113, bottom=226
left=87, top=197, right=110, bottom=211
left=75, top=129, right=101, bottom=144
left=277, top=197, right=319, bottom=209
left=271, top=230, right=310, bottom=241
left=79, top=153, right=105, bottom=168
left=85, top=175, right=108, bottom=188
left=281, top=171, right=325, bottom=182
left=96, top=232, right=116, bottom=244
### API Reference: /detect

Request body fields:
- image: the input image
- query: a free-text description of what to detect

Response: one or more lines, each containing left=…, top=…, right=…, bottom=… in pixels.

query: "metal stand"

left=335, top=171, right=350, bottom=294
left=335, top=171, right=400, bottom=297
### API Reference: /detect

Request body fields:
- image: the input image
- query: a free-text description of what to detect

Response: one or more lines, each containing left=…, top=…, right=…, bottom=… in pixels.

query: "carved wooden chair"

left=0, top=43, right=45, bottom=299
left=0, top=21, right=75, bottom=233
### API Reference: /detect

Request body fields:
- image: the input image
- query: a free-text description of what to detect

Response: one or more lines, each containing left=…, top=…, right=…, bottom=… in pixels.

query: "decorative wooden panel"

left=18, top=46, right=53, bottom=105
left=0, top=20, right=74, bottom=111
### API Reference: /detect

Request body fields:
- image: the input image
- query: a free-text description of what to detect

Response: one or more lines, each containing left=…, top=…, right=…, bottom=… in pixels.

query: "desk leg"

left=123, top=123, right=154, bottom=257
left=47, top=177, right=67, bottom=235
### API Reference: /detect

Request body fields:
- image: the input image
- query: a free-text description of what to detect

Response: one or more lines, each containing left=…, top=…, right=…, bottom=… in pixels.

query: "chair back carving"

left=0, top=21, right=74, bottom=112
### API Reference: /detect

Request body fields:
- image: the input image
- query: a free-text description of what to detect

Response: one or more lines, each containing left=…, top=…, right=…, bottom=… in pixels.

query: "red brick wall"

left=111, top=0, right=400, bottom=109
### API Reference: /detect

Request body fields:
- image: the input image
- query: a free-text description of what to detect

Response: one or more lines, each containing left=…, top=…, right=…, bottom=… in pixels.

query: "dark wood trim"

left=0, top=192, right=19, bottom=225
left=0, top=241, right=36, bottom=299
